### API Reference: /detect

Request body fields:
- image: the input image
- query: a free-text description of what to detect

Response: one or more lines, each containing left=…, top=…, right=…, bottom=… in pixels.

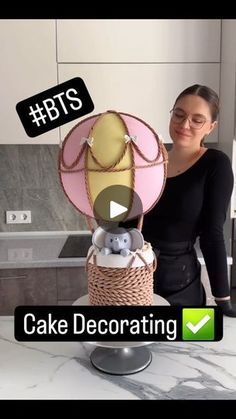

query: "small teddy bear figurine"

left=92, top=226, right=144, bottom=257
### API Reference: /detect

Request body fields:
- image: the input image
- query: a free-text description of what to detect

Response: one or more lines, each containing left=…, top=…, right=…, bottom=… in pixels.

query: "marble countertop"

left=0, top=315, right=236, bottom=400
left=0, top=233, right=91, bottom=269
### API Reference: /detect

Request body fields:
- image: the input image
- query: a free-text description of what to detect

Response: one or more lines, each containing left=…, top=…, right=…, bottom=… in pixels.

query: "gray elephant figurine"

left=92, top=226, right=144, bottom=257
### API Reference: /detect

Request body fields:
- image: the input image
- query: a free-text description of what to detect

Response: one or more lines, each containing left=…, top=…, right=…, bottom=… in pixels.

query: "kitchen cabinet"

left=57, top=267, right=88, bottom=305
left=0, top=20, right=59, bottom=144
left=59, top=63, right=220, bottom=143
left=0, top=262, right=232, bottom=314
left=0, top=19, right=221, bottom=145
left=57, top=20, right=220, bottom=63
left=0, top=267, right=87, bottom=315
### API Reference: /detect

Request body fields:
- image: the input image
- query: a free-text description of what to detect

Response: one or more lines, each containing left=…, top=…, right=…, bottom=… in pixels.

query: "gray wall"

left=0, top=145, right=88, bottom=232
left=0, top=143, right=232, bottom=258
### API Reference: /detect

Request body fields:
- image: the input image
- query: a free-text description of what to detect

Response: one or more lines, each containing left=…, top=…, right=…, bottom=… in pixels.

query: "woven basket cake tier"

left=86, top=242, right=156, bottom=306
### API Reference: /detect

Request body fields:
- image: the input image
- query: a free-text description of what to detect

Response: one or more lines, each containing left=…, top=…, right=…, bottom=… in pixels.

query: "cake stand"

left=73, top=294, right=169, bottom=375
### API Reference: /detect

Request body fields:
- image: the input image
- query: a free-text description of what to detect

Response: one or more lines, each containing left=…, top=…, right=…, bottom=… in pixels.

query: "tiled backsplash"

left=0, top=145, right=88, bottom=232
left=0, top=143, right=226, bottom=238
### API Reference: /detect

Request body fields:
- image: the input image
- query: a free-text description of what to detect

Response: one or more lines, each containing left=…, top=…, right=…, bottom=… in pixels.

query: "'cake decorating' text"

left=14, top=306, right=223, bottom=342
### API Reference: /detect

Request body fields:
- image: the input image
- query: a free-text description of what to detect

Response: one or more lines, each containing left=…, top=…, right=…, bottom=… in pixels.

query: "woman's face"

left=169, top=94, right=217, bottom=148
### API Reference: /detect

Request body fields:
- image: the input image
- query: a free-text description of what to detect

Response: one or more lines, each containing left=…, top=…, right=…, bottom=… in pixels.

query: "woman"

left=124, top=84, right=236, bottom=316
left=145, top=84, right=236, bottom=315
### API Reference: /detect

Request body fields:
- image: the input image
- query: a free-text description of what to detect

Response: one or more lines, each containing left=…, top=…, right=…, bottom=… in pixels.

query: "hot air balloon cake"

left=59, top=110, right=168, bottom=305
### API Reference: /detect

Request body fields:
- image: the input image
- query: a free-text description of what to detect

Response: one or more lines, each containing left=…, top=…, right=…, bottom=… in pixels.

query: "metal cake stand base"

left=73, top=294, right=169, bottom=375
left=90, top=346, right=152, bottom=375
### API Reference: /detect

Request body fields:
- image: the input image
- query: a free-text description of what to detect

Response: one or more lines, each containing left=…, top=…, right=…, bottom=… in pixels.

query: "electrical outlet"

left=8, top=248, right=33, bottom=261
left=6, top=210, right=31, bottom=224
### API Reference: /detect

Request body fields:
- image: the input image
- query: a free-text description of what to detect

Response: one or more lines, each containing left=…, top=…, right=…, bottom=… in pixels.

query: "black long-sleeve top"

left=124, top=149, right=234, bottom=298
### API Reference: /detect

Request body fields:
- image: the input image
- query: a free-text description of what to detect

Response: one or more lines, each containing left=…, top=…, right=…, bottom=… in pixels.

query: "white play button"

left=110, top=201, right=128, bottom=219
left=93, top=185, right=143, bottom=223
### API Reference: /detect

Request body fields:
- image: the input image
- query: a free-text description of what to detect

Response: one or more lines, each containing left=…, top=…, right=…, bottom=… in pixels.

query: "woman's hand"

left=215, top=299, right=236, bottom=317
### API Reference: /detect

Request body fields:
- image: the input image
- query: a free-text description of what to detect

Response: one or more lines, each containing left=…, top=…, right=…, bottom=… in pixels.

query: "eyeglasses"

left=170, top=108, right=209, bottom=130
